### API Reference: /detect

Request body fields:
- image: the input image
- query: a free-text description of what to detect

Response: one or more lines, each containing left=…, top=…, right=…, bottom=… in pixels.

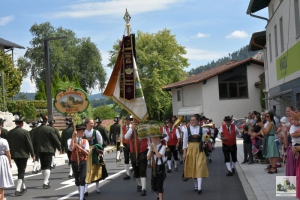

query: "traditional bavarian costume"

left=83, top=128, right=107, bottom=194
left=183, top=125, right=209, bottom=194
left=122, top=121, right=132, bottom=180
left=125, top=126, right=148, bottom=196
left=68, top=125, right=89, bottom=200
left=165, top=124, right=180, bottom=172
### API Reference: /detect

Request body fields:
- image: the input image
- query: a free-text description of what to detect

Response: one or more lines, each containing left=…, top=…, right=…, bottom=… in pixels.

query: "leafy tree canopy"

left=0, top=51, right=23, bottom=99
left=17, top=22, right=106, bottom=93
left=93, top=105, right=118, bottom=120
left=108, top=29, right=189, bottom=120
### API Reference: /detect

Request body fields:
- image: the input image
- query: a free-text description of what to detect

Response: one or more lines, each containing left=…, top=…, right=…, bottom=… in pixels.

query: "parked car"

left=233, top=118, right=245, bottom=133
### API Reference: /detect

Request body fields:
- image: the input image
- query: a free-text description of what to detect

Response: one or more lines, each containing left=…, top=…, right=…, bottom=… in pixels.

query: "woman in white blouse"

left=183, top=115, right=209, bottom=194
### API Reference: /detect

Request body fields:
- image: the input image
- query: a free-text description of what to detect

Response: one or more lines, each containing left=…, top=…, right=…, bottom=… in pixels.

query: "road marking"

left=57, top=169, right=126, bottom=200
left=56, top=179, right=76, bottom=191
left=12, top=173, right=42, bottom=181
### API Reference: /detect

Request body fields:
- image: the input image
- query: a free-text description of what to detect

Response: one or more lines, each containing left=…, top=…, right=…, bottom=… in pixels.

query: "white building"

left=247, top=0, right=300, bottom=117
left=163, top=58, right=264, bottom=127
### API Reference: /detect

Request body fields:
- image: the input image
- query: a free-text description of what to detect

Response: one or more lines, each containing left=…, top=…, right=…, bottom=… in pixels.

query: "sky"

left=0, top=0, right=268, bottom=94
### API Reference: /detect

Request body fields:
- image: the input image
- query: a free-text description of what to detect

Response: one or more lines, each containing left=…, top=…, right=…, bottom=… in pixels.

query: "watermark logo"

left=276, top=176, right=296, bottom=197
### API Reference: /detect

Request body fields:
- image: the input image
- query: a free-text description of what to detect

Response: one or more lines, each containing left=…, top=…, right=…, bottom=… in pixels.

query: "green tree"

left=93, top=105, right=118, bottom=119
left=17, top=22, right=106, bottom=93
left=0, top=51, right=23, bottom=99
left=35, top=81, right=46, bottom=100
left=108, top=29, right=189, bottom=120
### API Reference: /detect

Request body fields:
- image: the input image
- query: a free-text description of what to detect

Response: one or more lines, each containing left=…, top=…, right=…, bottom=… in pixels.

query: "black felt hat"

left=0, top=118, right=6, bottom=123
left=38, top=114, right=48, bottom=122
left=223, top=116, right=232, bottom=122
left=95, top=117, right=102, bottom=124
left=48, top=119, right=55, bottom=125
left=29, top=121, right=38, bottom=128
left=13, top=114, right=25, bottom=122
left=114, top=116, right=119, bottom=123
left=65, top=118, right=73, bottom=125
left=75, top=124, right=86, bottom=130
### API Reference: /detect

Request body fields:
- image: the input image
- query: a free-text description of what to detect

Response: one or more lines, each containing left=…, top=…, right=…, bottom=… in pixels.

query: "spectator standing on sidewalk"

left=292, top=144, right=300, bottom=199
left=7, top=114, right=35, bottom=196
left=241, top=125, right=253, bottom=164
left=0, top=128, right=14, bottom=200
left=32, top=115, right=61, bottom=189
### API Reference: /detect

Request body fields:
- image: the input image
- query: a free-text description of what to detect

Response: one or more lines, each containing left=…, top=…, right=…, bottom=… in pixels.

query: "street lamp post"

left=43, top=36, right=67, bottom=120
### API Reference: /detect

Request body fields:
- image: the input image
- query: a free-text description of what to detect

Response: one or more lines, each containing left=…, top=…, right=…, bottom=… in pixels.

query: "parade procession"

left=2, top=1, right=300, bottom=199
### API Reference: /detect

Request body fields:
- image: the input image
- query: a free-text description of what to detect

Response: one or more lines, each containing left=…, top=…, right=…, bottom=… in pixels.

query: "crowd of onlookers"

left=239, top=107, right=300, bottom=199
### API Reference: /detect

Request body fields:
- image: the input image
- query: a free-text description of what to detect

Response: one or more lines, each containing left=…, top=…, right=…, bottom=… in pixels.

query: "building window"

left=269, top=34, right=272, bottom=61
left=295, top=0, right=300, bottom=38
left=218, top=65, right=248, bottom=99
left=274, top=25, right=278, bottom=56
left=280, top=17, right=284, bottom=51
left=177, top=90, right=181, bottom=101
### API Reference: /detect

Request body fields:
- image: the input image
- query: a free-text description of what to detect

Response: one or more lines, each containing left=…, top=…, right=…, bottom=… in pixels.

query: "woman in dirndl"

left=183, top=115, right=209, bottom=194
left=0, top=129, right=14, bottom=200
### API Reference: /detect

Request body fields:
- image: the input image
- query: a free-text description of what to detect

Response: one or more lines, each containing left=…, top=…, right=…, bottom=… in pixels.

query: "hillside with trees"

left=188, top=46, right=263, bottom=76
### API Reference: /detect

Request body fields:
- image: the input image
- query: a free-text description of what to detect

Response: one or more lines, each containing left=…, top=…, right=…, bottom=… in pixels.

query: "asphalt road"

left=4, top=141, right=247, bottom=200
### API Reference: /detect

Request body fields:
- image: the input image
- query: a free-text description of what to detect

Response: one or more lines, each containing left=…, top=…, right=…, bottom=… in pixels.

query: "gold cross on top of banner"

left=124, top=9, right=131, bottom=36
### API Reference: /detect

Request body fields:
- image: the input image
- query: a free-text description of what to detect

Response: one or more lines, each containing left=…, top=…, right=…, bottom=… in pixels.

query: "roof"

left=0, top=38, right=25, bottom=49
left=247, top=0, right=270, bottom=14
left=248, top=31, right=266, bottom=51
left=162, top=58, right=264, bottom=91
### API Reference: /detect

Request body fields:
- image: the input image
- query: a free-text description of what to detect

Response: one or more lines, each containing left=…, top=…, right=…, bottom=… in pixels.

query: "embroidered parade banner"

left=103, top=34, right=147, bottom=122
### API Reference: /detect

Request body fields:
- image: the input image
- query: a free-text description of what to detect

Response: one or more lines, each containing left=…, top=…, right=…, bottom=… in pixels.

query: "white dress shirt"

left=218, top=124, right=241, bottom=139
left=67, top=137, right=90, bottom=152
left=163, top=127, right=180, bottom=140
left=182, top=125, right=207, bottom=149
left=147, top=143, right=166, bottom=165
left=84, top=129, right=103, bottom=145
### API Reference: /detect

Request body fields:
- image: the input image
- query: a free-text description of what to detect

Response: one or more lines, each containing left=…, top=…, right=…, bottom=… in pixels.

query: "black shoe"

left=53, top=164, right=56, bottom=169
left=241, top=161, right=247, bottom=164
left=84, top=192, right=88, bottom=197
left=231, top=168, right=235, bottom=174
left=141, top=189, right=146, bottom=196
left=226, top=170, right=233, bottom=176
left=166, top=169, right=171, bottom=173
left=22, top=188, right=27, bottom=193
left=198, top=190, right=202, bottom=194
left=123, top=174, right=130, bottom=180
left=194, top=187, right=198, bottom=191
left=248, top=161, right=253, bottom=164
left=68, top=175, right=74, bottom=179
left=180, top=161, right=183, bottom=164
left=15, top=191, right=23, bottom=196
left=175, top=167, right=178, bottom=171
left=43, top=183, right=51, bottom=189
left=137, top=185, right=142, bottom=192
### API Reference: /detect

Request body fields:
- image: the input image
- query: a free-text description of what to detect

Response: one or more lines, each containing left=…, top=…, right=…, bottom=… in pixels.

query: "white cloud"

left=50, top=0, right=181, bottom=18
left=196, top=33, right=209, bottom=38
left=225, top=30, right=248, bottom=39
left=184, top=47, right=227, bottom=61
left=0, top=15, right=14, bottom=26
left=20, top=76, right=36, bottom=93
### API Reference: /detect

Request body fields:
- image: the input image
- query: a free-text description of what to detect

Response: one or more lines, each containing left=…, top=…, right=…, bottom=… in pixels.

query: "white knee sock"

left=197, top=178, right=202, bottom=190
left=174, top=160, right=178, bottom=168
left=231, top=162, right=236, bottom=169
left=77, top=186, right=80, bottom=194
left=37, top=161, right=40, bottom=171
left=80, top=186, right=85, bottom=200
left=178, top=154, right=182, bottom=161
left=22, top=180, right=26, bottom=190
left=51, top=156, right=55, bottom=167
left=96, top=182, right=99, bottom=190
left=16, top=179, right=22, bottom=192
left=69, top=164, right=73, bottom=176
left=44, top=169, right=50, bottom=184
left=226, top=162, right=232, bottom=171
left=85, top=184, right=88, bottom=193
left=193, top=179, right=198, bottom=188
left=141, top=177, right=146, bottom=190
left=33, top=161, right=38, bottom=171
left=125, top=164, right=130, bottom=176
left=116, top=151, right=121, bottom=159
left=135, top=177, right=141, bottom=186
left=167, top=160, right=172, bottom=170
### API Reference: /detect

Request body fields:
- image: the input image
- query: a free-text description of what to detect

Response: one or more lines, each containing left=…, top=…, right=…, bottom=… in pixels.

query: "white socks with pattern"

left=125, top=164, right=130, bottom=176
left=43, top=169, right=50, bottom=185
left=16, top=179, right=22, bottom=192
left=141, top=177, right=147, bottom=190
left=226, top=162, right=232, bottom=172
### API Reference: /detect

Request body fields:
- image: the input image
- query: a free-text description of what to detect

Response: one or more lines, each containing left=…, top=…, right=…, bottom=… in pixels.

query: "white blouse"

left=182, top=125, right=207, bottom=149
left=0, top=138, right=9, bottom=155
left=84, top=129, right=103, bottom=145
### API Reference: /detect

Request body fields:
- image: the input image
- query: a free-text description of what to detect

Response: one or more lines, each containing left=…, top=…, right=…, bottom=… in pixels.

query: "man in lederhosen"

left=7, top=114, right=35, bottom=196
left=122, top=115, right=132, bottom=180
left=29, top=121, right=40, bottom=174
left=110, top=117, right=121, bottom=161
left=125, top=118, right=148, bottom=196
left=164, top=119, right=180, bottom=173
left=60, top=118, right=74, bottom=179
left=94, top=117, right=110, bottom=148
left=32, top=114, right=61, bottom=188
left=218, top=116, right=241, bottom=176
left=48, top=119, right=61, bottom=171
left=0, top=118, right=8, bottom=139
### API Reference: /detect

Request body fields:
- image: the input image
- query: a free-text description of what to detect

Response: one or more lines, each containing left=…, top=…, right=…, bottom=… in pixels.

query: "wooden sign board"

left=53, top=87, right=89, bottom=115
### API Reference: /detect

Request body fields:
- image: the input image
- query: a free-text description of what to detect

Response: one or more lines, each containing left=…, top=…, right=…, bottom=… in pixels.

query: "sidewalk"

left=232, top=139, right=296, bottom=200
left=11, top=145, right=116, bottom=175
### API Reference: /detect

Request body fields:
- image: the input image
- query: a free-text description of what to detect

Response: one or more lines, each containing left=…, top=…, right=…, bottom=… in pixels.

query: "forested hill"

left=188, top=45, right=264, bottom=76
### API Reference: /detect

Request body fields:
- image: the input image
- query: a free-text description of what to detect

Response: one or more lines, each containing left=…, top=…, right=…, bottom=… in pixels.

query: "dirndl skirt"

left=0, top=155, right=14, bottom=188
left=184, top=142, right=209, bottom=178
left=85, top=146, right=103, bottom=184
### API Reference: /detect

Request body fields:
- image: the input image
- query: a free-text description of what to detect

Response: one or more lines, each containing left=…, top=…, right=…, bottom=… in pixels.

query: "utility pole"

left=1, top=72, right=5, bottom=111
left=43, top=36, right=67, bottom=120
